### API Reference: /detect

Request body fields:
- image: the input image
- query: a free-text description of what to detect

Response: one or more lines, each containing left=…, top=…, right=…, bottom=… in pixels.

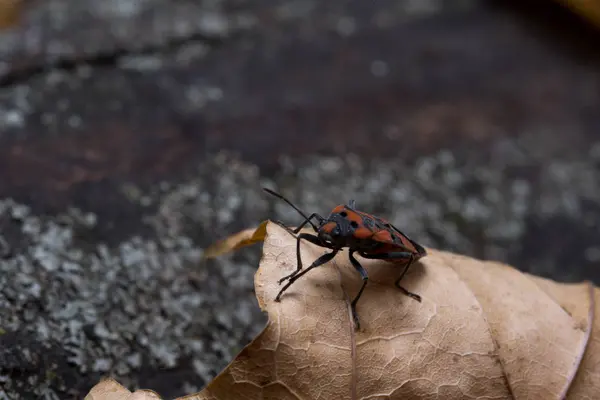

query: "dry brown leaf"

left=87, top=222, right=598, bottom=399
left=85, top=378, right=161, bottom=400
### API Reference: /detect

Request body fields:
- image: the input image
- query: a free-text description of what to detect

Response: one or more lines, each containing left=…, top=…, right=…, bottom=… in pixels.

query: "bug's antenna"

left=262, top=188, right=313, bottom=220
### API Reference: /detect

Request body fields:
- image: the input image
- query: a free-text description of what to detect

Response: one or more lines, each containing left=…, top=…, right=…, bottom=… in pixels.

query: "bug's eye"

left=340, top=211, right=347, bottom=217
left=350, top=221, right=359, bottom=228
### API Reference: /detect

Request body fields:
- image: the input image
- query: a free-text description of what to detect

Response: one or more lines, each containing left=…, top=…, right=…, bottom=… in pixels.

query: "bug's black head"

left=317, top=209, right=360, bottom=247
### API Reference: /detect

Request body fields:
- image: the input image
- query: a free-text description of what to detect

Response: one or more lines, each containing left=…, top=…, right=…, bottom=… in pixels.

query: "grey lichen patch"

left=0, top=156, right=269, bottom=398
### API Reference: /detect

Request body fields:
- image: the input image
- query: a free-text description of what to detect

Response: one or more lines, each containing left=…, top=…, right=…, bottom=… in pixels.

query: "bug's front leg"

left=271, top=219, right=300, bottom=237
left=359, top=251, right=422, bottom=302
left=275, top=249, right=339, bottom=302
left=271, top=212, right=324, bottom=239
left=278, top=233, right=333, bottom=284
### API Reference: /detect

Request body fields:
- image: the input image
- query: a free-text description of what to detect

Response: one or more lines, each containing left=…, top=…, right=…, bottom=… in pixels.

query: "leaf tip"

left=202, top=220, right=270, bottom=260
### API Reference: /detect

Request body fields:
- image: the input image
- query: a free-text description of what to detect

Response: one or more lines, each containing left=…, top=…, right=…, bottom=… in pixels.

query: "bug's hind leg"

left=278, top=233, right=334, bottom=285
left=275, top=249, right=339, bottom=302
left=393, top=255, right=421, bottom=301
left=348, top=251, right=369, bottom=330
left=360, top=251, right=422, bottom=302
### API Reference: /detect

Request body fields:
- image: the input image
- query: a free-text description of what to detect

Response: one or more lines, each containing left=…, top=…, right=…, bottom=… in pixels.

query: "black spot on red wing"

left=387, top=231, right=397, bottom=244
left=356, top=211, right=383, bottom=232
left=368, top=215, right=389, bottom=228
left=362, top=216, right=374, bottom=228
left=356, top=214, right=426, bottom=256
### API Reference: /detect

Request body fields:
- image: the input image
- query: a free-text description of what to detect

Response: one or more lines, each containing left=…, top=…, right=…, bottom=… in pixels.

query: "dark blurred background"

left=0, top=0, right=599, bottom=398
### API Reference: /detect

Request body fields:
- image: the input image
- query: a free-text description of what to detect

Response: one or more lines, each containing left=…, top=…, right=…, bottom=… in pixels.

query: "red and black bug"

left=264, top=188, right=427, bottom=330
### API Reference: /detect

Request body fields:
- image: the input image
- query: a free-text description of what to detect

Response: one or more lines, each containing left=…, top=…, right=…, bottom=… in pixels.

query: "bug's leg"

left=360, top=252, right=422, bottom=302
left=394, top=254, right=414, bottom=285
left=348, top=251, right=369, bottom=330
left=275, top=249, right=338, bottom=302
left=394, top=255, right=421, bottom=301
left=271, top=220, right=301, bottom=237
left=278, top=233, right=332, bottom=284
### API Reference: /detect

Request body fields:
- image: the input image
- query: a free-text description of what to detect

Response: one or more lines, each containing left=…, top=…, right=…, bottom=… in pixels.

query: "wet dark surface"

left=0, top=0, right=600, bottom=398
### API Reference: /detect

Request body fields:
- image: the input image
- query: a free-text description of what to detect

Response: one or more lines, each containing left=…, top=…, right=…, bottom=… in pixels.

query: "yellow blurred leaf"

left=0, top=0, right=23, bottom=29
left=555, top=0, right=600, bottom=28
left=202, top=220, right=269, bottom=259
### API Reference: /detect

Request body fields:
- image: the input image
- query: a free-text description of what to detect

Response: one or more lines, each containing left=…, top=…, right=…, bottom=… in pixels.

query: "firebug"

left=263, top=188, right=427, bottom=330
